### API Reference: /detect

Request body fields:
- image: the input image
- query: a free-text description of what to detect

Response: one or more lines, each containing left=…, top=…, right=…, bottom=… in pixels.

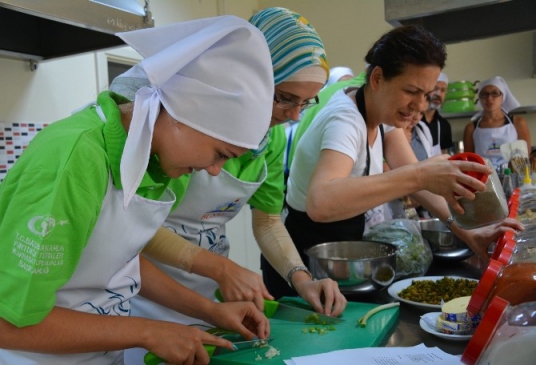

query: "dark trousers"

left=261, top=205, right=365, bottom=299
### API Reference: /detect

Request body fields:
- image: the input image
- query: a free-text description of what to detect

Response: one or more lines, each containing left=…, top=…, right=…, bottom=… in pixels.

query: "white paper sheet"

left=283, top=344, right=462, bottom=365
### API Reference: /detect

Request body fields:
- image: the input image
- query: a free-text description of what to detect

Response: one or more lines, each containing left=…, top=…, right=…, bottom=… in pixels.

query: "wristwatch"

left=445, top=216, right=454, bottom=231
left=286, top=265, right=313, bottom=290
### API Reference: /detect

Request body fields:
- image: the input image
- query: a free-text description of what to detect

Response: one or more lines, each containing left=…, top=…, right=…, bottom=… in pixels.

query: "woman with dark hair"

left=271, top=26, right=522, bottom=295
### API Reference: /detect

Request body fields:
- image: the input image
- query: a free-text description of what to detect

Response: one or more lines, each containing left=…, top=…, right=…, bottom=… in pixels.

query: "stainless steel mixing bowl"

left=419, top=218, right=474, bottom=261
left=305, top=240, right=397, bottom=294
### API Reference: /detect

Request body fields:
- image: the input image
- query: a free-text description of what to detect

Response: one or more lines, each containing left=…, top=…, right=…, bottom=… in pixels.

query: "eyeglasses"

left=479, top=91, right=502, bottom=99
left=273, top=94, right=319, bottom=111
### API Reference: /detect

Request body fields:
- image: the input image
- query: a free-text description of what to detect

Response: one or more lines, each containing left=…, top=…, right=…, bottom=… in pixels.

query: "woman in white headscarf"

left=115, top=10, right=348, bottom=364
left=463, top=76, right=530, bottom=168
left=119, top=5, right=346, bottom=345
left=0, top=16, right=274, bottom=365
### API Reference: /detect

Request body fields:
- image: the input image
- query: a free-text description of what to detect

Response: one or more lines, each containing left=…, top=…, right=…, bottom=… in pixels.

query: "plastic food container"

left=466, top=259, right=536, bottom=320
left=490, top=231, right=516, bottom=263
left=448, top=153, right=508, bottom=229
left=493, top=232, right=536, bottom=266
left=462, top=297, right=536, bottom=365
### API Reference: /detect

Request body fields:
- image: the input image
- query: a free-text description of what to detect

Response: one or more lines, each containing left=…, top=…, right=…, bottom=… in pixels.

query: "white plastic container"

left=462, top=297, right=536, bottom=365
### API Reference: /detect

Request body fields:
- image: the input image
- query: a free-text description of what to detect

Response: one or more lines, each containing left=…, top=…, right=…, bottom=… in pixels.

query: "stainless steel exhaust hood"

left=385, top=0, right=536, bottom=44
left=0, top=0, right=154, bottom=62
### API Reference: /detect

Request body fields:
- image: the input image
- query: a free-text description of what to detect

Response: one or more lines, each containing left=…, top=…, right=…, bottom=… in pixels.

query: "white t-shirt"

left=287, top=89, right=393, bottom=212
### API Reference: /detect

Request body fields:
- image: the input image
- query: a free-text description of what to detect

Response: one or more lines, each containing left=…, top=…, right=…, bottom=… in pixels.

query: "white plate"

left=419, top=312, right=473, bottom=341
left=387, top=276, right=478, bottom=310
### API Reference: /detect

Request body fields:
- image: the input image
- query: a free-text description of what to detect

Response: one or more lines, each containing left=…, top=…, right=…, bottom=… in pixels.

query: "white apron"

left=0, top=108, right=175, bottom=365
left=416, top=121, right=435, bottom=158
left=473, top=114, right=517, bottom=168
left=124, top=166, right=266, bottom=365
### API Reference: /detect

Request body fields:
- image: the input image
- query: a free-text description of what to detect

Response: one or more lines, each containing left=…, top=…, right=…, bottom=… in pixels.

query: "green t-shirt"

left=0, top=91, right=170, bottom=327
left=169, top=124, right=286, bottom=214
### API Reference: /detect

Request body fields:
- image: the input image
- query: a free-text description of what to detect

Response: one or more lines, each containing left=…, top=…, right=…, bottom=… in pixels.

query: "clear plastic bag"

left=363, top=219, right=433, bottom=279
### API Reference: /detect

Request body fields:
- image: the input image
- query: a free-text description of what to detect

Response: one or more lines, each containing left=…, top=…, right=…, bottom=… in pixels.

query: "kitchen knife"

left=143, top=338, right=273, bottom=365
left=215, top=289, right=344, bottom=325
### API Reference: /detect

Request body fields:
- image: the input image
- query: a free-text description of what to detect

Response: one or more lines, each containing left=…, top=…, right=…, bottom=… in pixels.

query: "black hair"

left=364, top=25, right=446, bottom=83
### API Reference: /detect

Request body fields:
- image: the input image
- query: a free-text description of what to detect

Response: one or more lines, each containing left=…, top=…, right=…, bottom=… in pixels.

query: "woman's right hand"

left=417, top=155, right=492, bottom=214
left=143, top=321, right=233, bottom=365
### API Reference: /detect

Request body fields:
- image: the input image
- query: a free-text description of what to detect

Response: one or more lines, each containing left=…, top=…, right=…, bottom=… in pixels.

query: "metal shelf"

left=443, top=105, right=536, bottom=119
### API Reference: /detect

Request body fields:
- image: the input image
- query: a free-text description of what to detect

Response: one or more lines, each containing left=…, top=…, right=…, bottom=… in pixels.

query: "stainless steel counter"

left=344, top=255, right=488, bottom=355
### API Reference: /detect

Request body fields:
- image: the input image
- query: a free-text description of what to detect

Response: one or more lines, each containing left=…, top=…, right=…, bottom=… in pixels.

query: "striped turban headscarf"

left=249, top=7, right=329, bottom=85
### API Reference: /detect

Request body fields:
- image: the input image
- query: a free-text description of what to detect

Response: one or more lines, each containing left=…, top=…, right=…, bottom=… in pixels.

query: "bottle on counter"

left=519, top=165, right=536, bottom=196
left=501, top=168, right=514, bottom=201
left=466, top=259, right=536, bottom=322
left=462, top=297, right=536, bottom=365
left=448, top=153, right=508, bottom=229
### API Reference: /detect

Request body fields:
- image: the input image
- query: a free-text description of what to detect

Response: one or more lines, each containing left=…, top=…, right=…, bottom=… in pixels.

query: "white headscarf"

left=326, top=66, right=354, bottom=86
left=114, top=16, right=274, bottom=208
left=472, top=76, right=521, bottom=121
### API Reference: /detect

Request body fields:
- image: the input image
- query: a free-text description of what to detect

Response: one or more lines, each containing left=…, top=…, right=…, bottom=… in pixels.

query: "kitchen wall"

left=0, top=0, right=534, bottom=273
left=259, top=0, right=536, bottom=143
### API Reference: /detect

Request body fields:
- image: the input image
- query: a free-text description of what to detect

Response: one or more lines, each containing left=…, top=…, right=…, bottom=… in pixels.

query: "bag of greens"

left=363, top=218, right=432, bottom=279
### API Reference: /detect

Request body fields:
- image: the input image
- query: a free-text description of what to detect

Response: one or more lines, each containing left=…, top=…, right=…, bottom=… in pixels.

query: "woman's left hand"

left=207, top=301, right=270, bottom=341
left=294, top=278, right=347, bottom=317
left=216, top=260, right=274, bottom=312
left=455, top=217, right=524, bottom=260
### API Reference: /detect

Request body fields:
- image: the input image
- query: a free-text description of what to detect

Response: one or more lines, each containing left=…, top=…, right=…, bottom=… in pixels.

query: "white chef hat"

left=326, top=66, right=355, bottom=86
left=437, top=72, right=449, bottom=84
left=477, top=76, right=520, bottom=112
left=114, top=16, right=274, bottom=208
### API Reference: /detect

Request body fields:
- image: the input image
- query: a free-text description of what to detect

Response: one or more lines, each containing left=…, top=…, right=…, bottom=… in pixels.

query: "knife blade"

left=143, top=338, right=273, bottom=365
left=264, top=300, right=344, bottom=325
left=214, top=338, right=273, bottom=354
left=214, top=289, right=344, bottom=325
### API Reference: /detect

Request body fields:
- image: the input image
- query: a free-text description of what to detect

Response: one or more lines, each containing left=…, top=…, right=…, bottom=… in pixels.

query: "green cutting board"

left=209, top=300, right=399, bottom=365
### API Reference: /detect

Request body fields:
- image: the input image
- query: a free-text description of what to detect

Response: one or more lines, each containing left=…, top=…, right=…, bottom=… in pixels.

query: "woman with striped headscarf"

left=122, top=7, right=346, bottom=365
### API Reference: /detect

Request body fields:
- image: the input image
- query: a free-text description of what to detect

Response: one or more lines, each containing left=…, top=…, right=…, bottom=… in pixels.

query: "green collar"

left=97, top=91, right=170, bottom=197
